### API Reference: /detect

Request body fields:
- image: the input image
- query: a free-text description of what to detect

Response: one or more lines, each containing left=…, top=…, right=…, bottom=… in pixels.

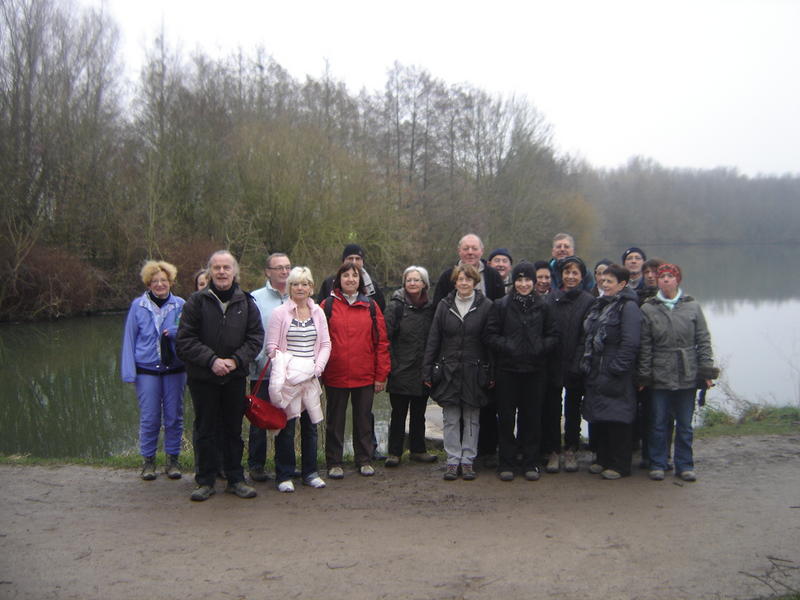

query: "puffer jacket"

left=484, top=293, right=559, bottom=373
left=320, top=290, right=391, bottom=388
left=548, top=288, right=595, bottom=385
left=268, top=350, right=324, bottom=424
left=581, top=287, right=641, bottom=424
left=385, top=289, right=435, bottom=396
left=176, top=285, right=264, bottom=383
left=422, top=290, right=492, bottom=408
left=638, top=294, right=715, bottom=390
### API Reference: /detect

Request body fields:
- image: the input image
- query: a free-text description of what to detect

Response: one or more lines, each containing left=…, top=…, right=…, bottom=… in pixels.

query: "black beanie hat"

left=621, top=247, right=647, bottom=263
left=342, top=244, right=365, bottom=262
left=558, top=256, right=587, bottom=278
left=488, top=247, right=513, bottom=263
left=511, top=261, right=536, bottom=281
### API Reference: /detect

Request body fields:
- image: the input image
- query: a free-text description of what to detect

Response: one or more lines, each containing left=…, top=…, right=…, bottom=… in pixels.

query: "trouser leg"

left=518, top=373, right=543, bottom=471
left=274, top=416, right=297, bottom=483
left=247, top=380, right=269, bottom=468
left=441, top=404, right=463, bottom=466
left=189, top=380, right=223, bottom=486
left=351, top=385, right=375, bottom=467
left=408, top=395, right=429, bottom=454
left=563, top=384, right=585, bottom=451
left=460, top=404, right=480, bottom=465
left=495, top=371, right=520, bottom=472
left=540, top=379, right=562, bottom=455
left=162, top=372, right=186, bottom=456
left=672, top=388, right=696, bottom=473
left=388, top=393, right=412, bottom=456
left=136, top=374, right=162, bottom=458
left=299, top=411, right=319, bottom=478
left=324, top=386, right=349, bottom=468
left=477, top=395, right=498, bottom=457
left=219, top=378, right=247, bottom=484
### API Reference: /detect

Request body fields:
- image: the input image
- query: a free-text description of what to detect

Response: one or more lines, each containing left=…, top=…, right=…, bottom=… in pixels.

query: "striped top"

left=286, top=318, right=317, bottom=359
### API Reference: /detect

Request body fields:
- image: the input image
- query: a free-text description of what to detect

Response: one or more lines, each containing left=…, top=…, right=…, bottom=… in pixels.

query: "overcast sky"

left=85, top=0, right=799, bottom=177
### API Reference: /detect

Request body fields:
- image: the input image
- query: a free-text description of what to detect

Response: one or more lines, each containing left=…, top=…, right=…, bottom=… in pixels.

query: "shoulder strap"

left=369, top=298, right=378, bottom=346
left=323, top=297, right=333, bottom=321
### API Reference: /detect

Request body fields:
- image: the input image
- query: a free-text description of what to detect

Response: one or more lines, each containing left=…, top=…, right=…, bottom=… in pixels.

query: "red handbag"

left=245, top=358, right=287, bottom=431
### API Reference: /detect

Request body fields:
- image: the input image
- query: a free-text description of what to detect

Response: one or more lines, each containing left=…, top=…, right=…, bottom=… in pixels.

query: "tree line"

left=1, top=0, right=797, bottom=320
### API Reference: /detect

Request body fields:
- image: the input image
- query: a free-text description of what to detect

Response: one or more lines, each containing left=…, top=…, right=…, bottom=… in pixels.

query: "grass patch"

left=696, top=403, right=800, bottom=438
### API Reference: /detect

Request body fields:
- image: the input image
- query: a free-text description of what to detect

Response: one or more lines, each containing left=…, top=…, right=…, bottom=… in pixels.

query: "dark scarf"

left=209, top=280, right=238, bottom=303
left=580, top=293, right=624, bottom=374
left=148, top=291, right=168, bottom=308
left=512, top=291, right=536, bottom=312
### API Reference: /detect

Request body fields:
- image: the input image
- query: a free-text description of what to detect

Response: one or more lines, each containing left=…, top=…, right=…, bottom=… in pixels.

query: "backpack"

left=322, top=295, right=380, bottom=346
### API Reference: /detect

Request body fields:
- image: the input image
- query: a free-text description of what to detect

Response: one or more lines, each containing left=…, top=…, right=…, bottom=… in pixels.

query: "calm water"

left=0, top=245, right=797, bottom=458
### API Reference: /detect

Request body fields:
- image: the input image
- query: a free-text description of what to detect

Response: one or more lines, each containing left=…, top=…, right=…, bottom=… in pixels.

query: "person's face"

left=595, top=264, right=608, bottom=281
left=514, top=276, right=534, bottom=296
left=552, top=238, right=574, bottom=260
left=658, top=272, right=679, bottom=298
left=562, top=264, right=583, bottom=291
left=195, top=273, right=208, bottom=291
left=149, top=270, right=171, bottom=298
left=601, top=273, right=626, bottom=297
left=458, top=236, right=483, bottom=266
left=343, top=254, right=364, bottom=271
left=266, top=256, right=292, bottom=286
left=290, top=280, right=312, bottom=303
left=455, top=272, right=476, bottom=296
left=489, top=255, right=511, bottom=278
left=535, top=268, right=552, bottom=295
left=624, top=252, right=644, bottom=275
left=643, top=267, right=658, bottom=288
left=210, top=253, right=236, bottom=290
left=340, top=267, right=360, bottom=294
left=404, top=270, right=424, bottom=296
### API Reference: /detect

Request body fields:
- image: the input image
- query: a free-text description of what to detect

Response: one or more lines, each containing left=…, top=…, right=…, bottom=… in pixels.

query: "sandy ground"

left=1, top=434, right=799, bottom=600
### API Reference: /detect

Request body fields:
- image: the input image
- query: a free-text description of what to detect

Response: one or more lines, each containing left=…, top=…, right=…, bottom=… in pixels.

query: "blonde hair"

left=140, top=260, right=178, bottom=286
left=287, top=266, right=314, bottom=291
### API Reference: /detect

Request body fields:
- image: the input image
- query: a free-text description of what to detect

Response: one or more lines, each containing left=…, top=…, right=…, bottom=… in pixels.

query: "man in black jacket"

left=176, top=250, right=264, bottom=502
left=432, top=234, right=506, bottom=306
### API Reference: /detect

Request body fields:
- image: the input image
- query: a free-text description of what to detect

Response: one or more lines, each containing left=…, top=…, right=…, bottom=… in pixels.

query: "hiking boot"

left=601, top=469, right=622, bottom=480
left=443, top=464, right=458, bottom=481
left=409, top=452, right=437, bottom=463
left=545, top=452, right=561, bottom=474
left=564, top=450, right=578, bottom=472
left=141, top=456, right=156, bottom=481
left=679, top=470, right=697, bottom=482
left=249, top=466, right=271, bottom=482
left=165, top=454, right=182, bottom=480
left=384, top=455, right=400, bottom=467
left=589, top=463, right=604, bottom=475
left=360, top=465, right=375, bottom=476
left=649, top=469, right=665, bottom=481
left=461, top=464, right=476, bottom=480
left=328, top=466, right=344, bottom=479
left=524, top=468, right=541, bottom=481
left=190, top=485, right=215, bottom=502
left=498, top=470, right=515, bottom=482
left=225, top=481, right=257, bottom=499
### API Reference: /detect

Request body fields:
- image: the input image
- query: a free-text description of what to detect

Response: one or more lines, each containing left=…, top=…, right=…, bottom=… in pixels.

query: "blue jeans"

left=274, top=411, right=319, bottom=483
left=649, top=388, right=695, bottom=473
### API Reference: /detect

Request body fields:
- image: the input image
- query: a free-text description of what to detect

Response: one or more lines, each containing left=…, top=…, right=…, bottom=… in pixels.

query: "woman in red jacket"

left=321, top=261, right=390, bottom=478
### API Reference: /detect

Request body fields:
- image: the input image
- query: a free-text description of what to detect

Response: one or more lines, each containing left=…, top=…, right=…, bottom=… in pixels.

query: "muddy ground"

left=1, top=434, right=799, bottom=600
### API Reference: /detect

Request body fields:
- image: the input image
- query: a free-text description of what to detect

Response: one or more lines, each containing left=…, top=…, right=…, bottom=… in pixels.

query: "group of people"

left=120, top=232, right=717, bottom=501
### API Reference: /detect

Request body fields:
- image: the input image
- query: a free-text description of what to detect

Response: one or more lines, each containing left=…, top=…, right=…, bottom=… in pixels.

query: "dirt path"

left=1, top=434, right=799, bottom=600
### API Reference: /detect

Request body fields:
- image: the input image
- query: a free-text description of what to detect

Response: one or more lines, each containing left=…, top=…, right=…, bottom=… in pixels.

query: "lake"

left=0, top=245, right=797, bottom=458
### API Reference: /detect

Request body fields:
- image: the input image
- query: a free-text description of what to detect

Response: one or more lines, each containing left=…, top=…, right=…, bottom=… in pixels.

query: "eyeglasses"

left=268, top=265, right=292, bottom=272
left=405, top=278, right=423, bottom=284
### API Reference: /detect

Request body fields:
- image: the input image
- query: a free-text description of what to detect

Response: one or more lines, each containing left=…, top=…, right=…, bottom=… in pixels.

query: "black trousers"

left=189, top=377, right=247, bottom=487
left=477, top=395, right=498, bottom=458
left=388, top=393, right=428, bottom=456
left=593, top=420, right=633, bottom=476
left=540, top=380, right=563, bottom=455
left=495, top=370, right=543, bottom=472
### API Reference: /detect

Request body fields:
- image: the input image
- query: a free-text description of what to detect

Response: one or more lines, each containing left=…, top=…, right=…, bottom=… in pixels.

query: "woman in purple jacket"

left=121, top=260, right=186, bottom=481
